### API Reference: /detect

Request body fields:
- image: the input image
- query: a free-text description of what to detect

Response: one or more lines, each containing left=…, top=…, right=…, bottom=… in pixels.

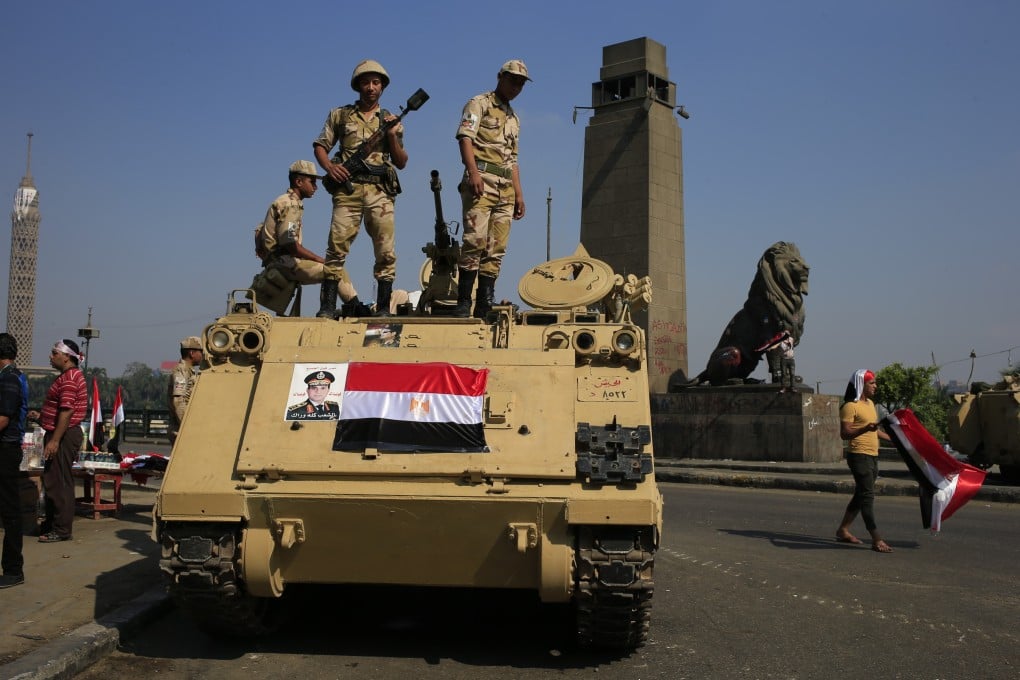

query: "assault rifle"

left=323, top=88, right=430, bottom=195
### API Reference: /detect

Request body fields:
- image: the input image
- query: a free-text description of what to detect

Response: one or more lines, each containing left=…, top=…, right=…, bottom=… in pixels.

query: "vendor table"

left=73, top=468, right=123, bottom=520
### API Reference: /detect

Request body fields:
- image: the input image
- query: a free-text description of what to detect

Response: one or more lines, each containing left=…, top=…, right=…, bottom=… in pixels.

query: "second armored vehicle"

left=948, top=373, right=1020, bottom=483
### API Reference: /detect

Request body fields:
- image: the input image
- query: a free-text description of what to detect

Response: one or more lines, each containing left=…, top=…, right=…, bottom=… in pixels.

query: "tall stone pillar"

left=7, top=133, right=40, bottom=364
left=580, top=37, right=686, bottom=393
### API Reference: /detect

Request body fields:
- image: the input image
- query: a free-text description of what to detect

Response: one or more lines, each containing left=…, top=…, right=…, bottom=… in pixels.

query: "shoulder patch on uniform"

left=460, top=112, right=479, bottom=133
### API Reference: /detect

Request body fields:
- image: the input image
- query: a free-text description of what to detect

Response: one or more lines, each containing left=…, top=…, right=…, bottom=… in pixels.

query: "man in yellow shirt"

left=836, top=369, right=893, bottom=553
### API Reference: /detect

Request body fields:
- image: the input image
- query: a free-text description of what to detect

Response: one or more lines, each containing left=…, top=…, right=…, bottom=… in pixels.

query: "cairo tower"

left=7, top=133, right=40, bottom=364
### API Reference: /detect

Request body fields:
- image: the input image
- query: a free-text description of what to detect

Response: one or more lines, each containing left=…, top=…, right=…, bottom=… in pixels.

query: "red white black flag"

left=882, top=408, right=986, bottom=532
left=108, top=385, right=125, bottom=454
left=87, top=377, right=104, bottom=452
left=333, top=362, right=488, bottom=452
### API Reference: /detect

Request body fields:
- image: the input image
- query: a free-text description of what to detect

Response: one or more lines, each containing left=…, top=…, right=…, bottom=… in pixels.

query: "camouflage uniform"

left=260, top=188, right=323, bottom=284
left=456, top=91, right=520, bottom=278
left=258, top=189, right=357, bottom=299
left=313, top=105, right=402, bottom=284
left=167, top=358, right=198, bottom=444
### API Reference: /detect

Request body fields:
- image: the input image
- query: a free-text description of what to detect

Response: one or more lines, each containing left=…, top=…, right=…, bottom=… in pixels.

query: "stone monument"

left=652, top=241, right=842, bottom=462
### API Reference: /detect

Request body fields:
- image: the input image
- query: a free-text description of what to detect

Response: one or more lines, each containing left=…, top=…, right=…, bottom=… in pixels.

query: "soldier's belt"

left=475, top=160, right=512, bottom=179
left=350, top=174, right=384, bottom=185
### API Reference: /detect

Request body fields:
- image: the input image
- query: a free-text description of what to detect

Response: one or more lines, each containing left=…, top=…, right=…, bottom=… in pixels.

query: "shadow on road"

left=116, top=585, right=643, bottom=670
left=719, top=528, right=920, bottom=552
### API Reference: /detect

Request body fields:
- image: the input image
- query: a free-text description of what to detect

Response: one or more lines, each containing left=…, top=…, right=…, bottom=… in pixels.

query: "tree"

left=874, top=363, right=950, bottom=441
left=121, top=361, right=166, bottom=409
left=27, top=362, right=167, bottom=411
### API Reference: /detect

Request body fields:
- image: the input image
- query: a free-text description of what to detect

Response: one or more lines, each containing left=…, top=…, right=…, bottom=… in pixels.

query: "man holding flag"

left=835, top=369, right=894, bottom=553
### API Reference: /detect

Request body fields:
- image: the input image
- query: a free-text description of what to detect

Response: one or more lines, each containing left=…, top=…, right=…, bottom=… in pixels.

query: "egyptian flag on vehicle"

left=333, top=362, right=488, bottom=452
left=881, top=408, right=986, bottom=533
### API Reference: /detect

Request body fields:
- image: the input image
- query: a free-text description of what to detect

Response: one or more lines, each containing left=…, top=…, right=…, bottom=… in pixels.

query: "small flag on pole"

left=88, top=377, right=104, bottom=452
left=108, top=385, right=125, bottom=455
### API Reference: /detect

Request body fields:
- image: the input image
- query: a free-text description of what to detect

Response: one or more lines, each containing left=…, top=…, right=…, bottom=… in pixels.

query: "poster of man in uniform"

left=284, top=364, right=348, bottom=421
left=363, top=322, right=403, bottom=348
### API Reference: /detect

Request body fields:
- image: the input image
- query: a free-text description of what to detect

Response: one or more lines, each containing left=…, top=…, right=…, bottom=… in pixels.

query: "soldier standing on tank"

left=313, top=59, right=408, bottom=319
left=167, top=336, right=203, bottom=446
left=453, top=60, right=530, bottom=319
left=256, top=161, right=364, bottom=315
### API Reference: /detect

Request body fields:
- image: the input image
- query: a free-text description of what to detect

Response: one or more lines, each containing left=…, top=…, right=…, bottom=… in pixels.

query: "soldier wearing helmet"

left=313, top=59, right=408, bottom=319
left=167, top=336, right=203, bottom=446
left=254, top=161, right=363, bottom=315
left=453, top=60, right=531, bottom=319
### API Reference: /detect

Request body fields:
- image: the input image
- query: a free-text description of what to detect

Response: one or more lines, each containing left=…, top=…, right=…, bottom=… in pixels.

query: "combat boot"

left=316, top=280, right=338, bottom=319
left=339, top=296, right=373, bottom=318
left=452, top=269, right=477, bottom=318
left=374, top=279, right=393, bottom=317
left=473, top=275, right=496, bottom=319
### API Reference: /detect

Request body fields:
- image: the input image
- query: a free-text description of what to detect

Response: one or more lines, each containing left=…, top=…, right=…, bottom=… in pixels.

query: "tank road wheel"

left=175, top=591, right=284, bottom=638
left=159, top=522, right=285, bottom=638
left=574, top=526, right=656, bottom=651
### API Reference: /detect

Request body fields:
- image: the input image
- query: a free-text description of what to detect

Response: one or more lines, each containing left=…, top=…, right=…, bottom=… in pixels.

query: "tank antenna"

left=545, top=187, right=552, bottom=261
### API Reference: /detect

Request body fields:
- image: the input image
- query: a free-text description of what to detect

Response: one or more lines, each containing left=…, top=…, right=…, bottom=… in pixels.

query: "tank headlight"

left=572, top=330, right=598, bottom=355
left=208, top=327, right=235, bottom=354
left=545, top=330, right=571, bottom=350
left=613, top=329, right=638, bottom=356
left=238, top=328, right=265, bottom=355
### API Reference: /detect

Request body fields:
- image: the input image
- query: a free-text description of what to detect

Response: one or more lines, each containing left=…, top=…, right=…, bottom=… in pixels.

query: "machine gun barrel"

left=430, top=170, right=452, bottom=250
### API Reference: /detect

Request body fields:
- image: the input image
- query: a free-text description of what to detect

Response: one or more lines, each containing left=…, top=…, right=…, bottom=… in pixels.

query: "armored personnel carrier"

left=153, top=173, right=663, bottom=650
left=948, top=374, right=1020, bottom=483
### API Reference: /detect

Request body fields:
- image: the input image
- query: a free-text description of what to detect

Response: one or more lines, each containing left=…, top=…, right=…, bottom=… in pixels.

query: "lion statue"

left=674, top=242, right=809, bottom=388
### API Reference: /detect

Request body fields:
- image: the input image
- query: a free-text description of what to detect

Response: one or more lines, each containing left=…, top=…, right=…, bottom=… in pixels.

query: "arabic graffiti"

left=652, top=320, right=687, bottom=334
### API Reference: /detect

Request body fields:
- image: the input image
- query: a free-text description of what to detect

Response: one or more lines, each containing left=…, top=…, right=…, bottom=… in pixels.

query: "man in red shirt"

left=38, top=339, right=88, bottom=543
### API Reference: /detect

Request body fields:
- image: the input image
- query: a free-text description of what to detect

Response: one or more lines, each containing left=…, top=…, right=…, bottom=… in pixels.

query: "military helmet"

left=499, top=59, right=532, bottom=82
left=351, top=59, right=390, bottom=91
left=288, top=160, right=318, bottom=177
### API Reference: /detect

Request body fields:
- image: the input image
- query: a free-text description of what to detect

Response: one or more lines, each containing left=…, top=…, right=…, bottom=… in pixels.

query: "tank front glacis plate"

left=240, top=494, right=572, bottom=590
left=233, top=324, right=650, bottom=479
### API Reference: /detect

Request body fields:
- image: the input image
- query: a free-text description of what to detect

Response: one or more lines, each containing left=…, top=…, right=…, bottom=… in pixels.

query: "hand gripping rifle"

left=323, top=88, right=430, bottom=195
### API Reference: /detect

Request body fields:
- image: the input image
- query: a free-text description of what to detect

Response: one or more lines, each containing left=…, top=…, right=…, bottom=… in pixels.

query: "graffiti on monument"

left=650, top=319, right=687, bottom=376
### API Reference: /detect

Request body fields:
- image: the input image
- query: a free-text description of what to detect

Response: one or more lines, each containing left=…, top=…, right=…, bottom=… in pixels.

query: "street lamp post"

left=77, top=307, right=100, bottom=376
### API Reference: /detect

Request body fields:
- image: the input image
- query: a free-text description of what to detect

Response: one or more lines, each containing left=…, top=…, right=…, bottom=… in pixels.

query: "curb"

left=0, top=587, right=171, bottom=680
left=654, top=468, right=913, bottom=495
left=653, top=468, right=1020, bottom=503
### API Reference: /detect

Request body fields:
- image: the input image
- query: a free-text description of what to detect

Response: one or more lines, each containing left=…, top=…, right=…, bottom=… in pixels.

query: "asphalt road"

left=77, top=483, right=1020, bottom=679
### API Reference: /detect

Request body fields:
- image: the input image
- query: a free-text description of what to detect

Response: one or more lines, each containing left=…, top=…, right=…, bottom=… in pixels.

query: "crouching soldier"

left=254, top=160, right=365, bottom=316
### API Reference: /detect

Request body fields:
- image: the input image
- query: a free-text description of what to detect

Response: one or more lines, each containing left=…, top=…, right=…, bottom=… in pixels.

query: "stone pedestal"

left=650, top=386, right=843, bottom=462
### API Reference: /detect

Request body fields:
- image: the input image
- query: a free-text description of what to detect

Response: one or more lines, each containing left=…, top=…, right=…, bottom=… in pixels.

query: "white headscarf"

left=850, top=368, right=874, bottom=402
left=53, top=340, right=83, bottom=363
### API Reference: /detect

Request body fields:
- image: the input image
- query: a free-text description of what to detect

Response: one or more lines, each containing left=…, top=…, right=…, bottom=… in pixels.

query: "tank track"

left=158, top=522, right=281, bottom=637
left=574, top=525, right=656, bottom=650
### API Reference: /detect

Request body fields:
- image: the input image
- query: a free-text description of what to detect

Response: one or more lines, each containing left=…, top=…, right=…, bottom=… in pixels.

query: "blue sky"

left=1, top=0, right=1017, bottom=392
